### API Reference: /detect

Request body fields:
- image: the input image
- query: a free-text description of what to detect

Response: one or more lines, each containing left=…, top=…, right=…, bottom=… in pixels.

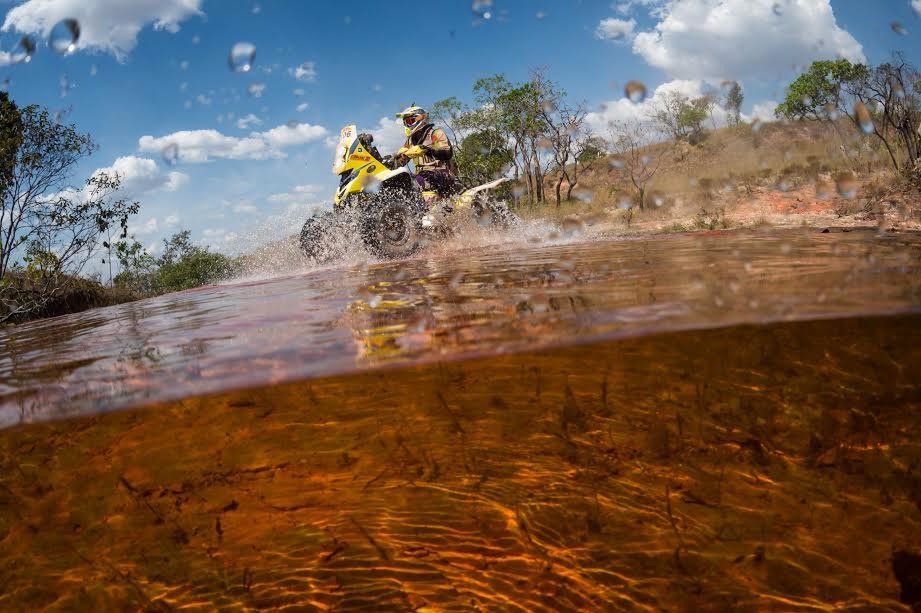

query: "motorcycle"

left=299, top=124, right=516, bottom=262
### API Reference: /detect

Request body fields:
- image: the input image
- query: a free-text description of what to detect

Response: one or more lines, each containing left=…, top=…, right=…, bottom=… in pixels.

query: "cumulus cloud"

left=236, top=113, right=262, bottom=130
left=596, top=17, right=636, bottom=41
left=289, top=61, right=317, bottom=82
left=629, top=0, right=864, bottom=81
left=138, top=121, right=328, bottom=163
left=587, top=79, right=779, bottom=137
left=94, top=156, right=188, bottom=195
left=2, top=0, right=203, bottom=59
left=232, top=200, right=258, bottom=214
left=367, top=117, right=406, bottom=154
left=128, top=216, right=159, bottom=237
left=164, top=214, right=180, bottom=227
left=267, top=184, right=322, bottom=205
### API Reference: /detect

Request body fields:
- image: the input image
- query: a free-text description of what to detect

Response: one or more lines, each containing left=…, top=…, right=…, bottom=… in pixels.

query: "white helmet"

left=396, top=104, right=428, bottom=137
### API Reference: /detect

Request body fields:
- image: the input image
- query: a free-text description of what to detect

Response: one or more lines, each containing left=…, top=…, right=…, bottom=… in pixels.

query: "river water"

left=1, top=228, right=920, bottom=610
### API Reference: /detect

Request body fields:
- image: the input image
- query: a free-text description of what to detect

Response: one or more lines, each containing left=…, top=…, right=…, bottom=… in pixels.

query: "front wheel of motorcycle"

left=360, top=196, right=422, bottom=260
left=299, top=211, right=347, bottom=263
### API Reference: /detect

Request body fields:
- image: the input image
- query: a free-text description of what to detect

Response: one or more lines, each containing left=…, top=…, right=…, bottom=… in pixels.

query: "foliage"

left=776, top=56, right=921, bottom=173
left=154, top=230, right=235, bottom=293
left=775, top=59, right=869, bottom=121
left=436, top=68, right=604, bottom=206
left=0, top=99, right=142, bottom=323
left=723, top=81, right=744, bottom=126
left=607, top=120, right=666, bottom=210
left=650, top=91, right=712, bottom=144
left=113, top=238, right=158, bottom=294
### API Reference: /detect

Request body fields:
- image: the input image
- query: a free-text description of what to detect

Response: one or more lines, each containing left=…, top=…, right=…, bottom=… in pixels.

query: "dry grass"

left=527, top=118, right=916, bottom=234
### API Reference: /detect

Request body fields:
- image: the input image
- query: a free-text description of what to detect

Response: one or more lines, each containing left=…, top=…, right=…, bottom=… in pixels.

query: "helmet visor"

left=402, top=114, right=421, bottom=128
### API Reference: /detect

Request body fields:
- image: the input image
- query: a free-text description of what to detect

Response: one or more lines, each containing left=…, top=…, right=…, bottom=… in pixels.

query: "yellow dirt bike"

left=299, top=124, right=515, bottom=261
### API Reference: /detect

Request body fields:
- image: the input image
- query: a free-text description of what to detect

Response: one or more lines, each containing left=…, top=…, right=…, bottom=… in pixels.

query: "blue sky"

left=1, top=0, right=918, bottom=256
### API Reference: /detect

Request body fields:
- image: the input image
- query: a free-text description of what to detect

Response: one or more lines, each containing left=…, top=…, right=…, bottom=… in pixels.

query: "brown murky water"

left=1, top=228, right=921, bottom=610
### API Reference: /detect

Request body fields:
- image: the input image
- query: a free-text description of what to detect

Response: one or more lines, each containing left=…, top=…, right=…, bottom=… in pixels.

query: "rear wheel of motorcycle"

left=299, top=212, right=346, bottom=263
left=360, top=197, right=421, bottom=260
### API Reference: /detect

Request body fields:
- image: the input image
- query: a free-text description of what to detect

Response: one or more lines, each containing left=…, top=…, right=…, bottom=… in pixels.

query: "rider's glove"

left=403, top=145, right=425, bottom=158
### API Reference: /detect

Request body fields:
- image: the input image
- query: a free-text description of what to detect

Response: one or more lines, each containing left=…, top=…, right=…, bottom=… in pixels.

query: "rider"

left=393, top=104, right=458, bottom=199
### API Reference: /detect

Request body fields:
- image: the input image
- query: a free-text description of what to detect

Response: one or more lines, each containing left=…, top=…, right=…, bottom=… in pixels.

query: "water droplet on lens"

left=891, top=21, right=907, bottom=35
left=0, top=78, right=8, bottom=92
left=615, top=192, right=632, bottom=209
left=59, top=73, right=71, bottom=98
left=561, top=216, right=584, bottom=237
left=650, top=191, right=666, bottom=207
left=780, top=242, right=792, bottom=255
left=512, top=185, right=527, bottom=198
left=624, top=80, right=646, bottom=103
left=835, top=172, right=857, bottom=199
left=11, top=36, right=36, bottom=64
left=609, top=158, right=624, bottom=169
left=536, top=10, right=547, bottom=19
left=640, top=155, right=650, bottom=166
left=822, top=102, right=839, bottom=120
left=572, top=187, right=593, bottom=203
left=891, top=79, right=905, bottom=99
left=162, top=143, right=180, bottom=166
left=49, top=18, right=80, bottom=54
left=751, top=118, right=762, bottom=132
left=800, top=94, right=812, bottom=106
left=771, top=2, right=782, bottom=16
left=537, top=136, right=553, bottom=152
left=854, top=101, right=873, bottom=134
left=228, top=42, right=256, bottom=73
left=247, top=82, right=265, bottom=98
left=472, top=0, right=493, bottom=19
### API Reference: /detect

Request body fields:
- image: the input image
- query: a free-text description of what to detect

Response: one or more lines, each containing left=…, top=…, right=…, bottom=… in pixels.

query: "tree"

left=723, top=81, right=744, bottom=126
left=775, top=56, right=920, bottom=173
left=650, top=91, right=712, bottom=143
left=155, top=230, right=234, bottom=292
left=430, top=96, right=465, bottom=149
left=1, top=101, right=139, bottom=322
left=775, top=59, right=869, bottom=121
left=607, top=120, right=666, bottom=211
left=113, top=238, right=157, bottom=294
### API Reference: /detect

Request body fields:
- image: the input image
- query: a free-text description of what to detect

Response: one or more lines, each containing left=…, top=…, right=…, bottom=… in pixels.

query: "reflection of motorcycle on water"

left=299, top=125, right=518, bottom=262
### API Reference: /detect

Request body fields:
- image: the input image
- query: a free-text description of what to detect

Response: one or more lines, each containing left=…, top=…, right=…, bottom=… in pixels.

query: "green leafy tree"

left=113, top=238, right=157, bottom=294
left=723, top=81, right=744, bottom=126
left=0, top=101, right=140, bottom=322
left=776, top=56, right=921, bottom=173
left=651, top=91, right=712, bottom=143
left=775, top=59, right=869, bottom=121
left=155, top=230, right=235, bottom=292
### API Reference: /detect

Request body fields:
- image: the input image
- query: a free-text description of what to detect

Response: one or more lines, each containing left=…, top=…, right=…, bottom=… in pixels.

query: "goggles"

left=402, top=114, right=421, bottom=127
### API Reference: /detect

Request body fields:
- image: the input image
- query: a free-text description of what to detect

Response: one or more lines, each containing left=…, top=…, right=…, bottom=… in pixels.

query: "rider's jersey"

left=404, top=124, right=456, bottom=175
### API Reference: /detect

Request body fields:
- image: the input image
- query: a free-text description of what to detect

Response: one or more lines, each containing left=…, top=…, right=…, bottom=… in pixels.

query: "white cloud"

left=93, top=156, right=189, bottom=196
left=596, top=17, right=636, bottom=41
left=232, top=200, right=258, bottom=214
left=138, top=121, right=328, bottom=163
left=296, top=102, right=309, bottom=113
left=2, top=0, right=203, bottom=60
left=196, top=93, right=212, bottom=106
left=915, top=0, right=921, bottom=16
left=630, top=0, right=864, bottom=81
left=289, top=61, right=317, bottom=82
left=750, top=100, right=779, bottom=122
left=236, top=113, right=262, bottom=130
left=164, top=214, right=180, bottom=227
left=587, top=79, right=715, bottom=133
left=267, top=184, right=322, bottom=204
left=587, top=78, right=779, bottom=137
left=128, top=216, right=159, bottom=237
left=367, top=117, right=406, bottom=155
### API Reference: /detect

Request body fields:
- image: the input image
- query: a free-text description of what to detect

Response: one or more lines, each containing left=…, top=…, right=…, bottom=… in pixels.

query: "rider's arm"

left=424, top=128, right=453, bottom=161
